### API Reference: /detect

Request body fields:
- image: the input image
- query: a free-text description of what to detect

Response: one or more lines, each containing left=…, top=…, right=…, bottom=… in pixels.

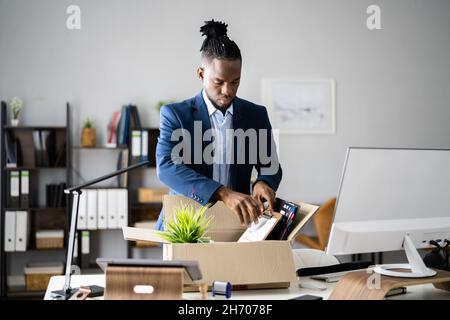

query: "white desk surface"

left=45, top=274, right=450, bottom=300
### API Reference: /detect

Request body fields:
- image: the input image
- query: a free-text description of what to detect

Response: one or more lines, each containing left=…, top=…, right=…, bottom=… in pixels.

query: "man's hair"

left=200, top=20, right=241, bottom=62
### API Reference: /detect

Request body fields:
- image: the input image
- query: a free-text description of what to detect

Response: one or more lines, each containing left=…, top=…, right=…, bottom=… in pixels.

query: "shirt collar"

left=202, top=89, right=233, bottom=116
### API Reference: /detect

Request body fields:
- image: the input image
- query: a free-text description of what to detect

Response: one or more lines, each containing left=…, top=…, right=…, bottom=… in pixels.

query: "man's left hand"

left=252, top=181, right=276, bottom=212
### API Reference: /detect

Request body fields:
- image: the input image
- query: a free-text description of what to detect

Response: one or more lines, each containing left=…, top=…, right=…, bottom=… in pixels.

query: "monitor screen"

left=327, top=147, right=450, bottom=255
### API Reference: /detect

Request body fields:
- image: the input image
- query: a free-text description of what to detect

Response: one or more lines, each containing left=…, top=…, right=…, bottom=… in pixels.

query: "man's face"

left=197, top=58, right=241, bottom=110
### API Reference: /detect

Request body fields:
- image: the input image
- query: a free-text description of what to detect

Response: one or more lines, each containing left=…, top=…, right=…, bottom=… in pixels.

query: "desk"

left=44, top=274, right=450, bottom=300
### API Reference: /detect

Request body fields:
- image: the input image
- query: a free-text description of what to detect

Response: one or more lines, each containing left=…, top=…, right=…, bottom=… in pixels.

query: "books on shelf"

left=31, top=129, right=65, bottom=167
left=131, top=129, right=149, bottom=164
left=110, top=104, right=142, bottom=147
left=45, top=182, right=67, bottom=208
left=106, top=111, right=121, bottom=147
left=4, top=130, right=21, bottom=167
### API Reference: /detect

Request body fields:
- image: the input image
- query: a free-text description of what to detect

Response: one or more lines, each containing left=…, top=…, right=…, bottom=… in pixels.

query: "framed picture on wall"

left=262, top=78, right=336, bottom=134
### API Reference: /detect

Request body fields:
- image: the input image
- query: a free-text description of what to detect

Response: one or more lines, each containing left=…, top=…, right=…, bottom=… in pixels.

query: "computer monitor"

left=326, top=147, right=450, bottom=278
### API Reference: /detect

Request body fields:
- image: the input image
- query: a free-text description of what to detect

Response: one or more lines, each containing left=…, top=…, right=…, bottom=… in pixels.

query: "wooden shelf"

left=6, top=247, right=65, bottom=253
left=5, top=207, right=66, bottom=212
left=72, top=145, right=128, bottom=150
left=7, top=288, right=46, bottom=299
left=4, top=166, right=66, bottom=170
left=4, top=126, right=66, bottom=130
left=132, top=203, right=163, bottom=209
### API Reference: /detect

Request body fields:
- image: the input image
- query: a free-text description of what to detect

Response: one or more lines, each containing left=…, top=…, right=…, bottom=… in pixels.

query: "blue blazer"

left=154, top=91, right=282, bottom=230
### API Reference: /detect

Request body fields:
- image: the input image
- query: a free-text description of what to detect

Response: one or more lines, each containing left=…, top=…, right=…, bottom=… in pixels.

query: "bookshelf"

left=70, top=123, right=162, bottom=270
left=0, top=101, right=72, bottom=299
left=0, top=101, right=163, bottom=298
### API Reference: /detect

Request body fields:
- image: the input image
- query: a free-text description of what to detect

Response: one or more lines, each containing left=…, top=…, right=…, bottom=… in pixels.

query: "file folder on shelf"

left=97, top=189, right=108, bottom=229
left=8, top=171, right=20, bottom=208
left=117, top=189, right=128, bottom=227
left=87, top=189, right=98, bottom=230
left=15, top=210, right=29, bottom=252
left=4, top=211, right=16, bottom=252
left=77, top=189, right=88, bottom=230
left=141, top=130, right=149, bottom=162
left=107, top=189, right=118, bottom=229
left=20, top=170, right=30, bottom=208
left=81, top=231, right=90, bottom=269
left=131, top=130, right=142, bottom=163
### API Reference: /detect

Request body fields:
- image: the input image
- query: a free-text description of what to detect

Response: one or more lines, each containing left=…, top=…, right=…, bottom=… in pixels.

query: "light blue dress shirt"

left=202, top=89, right=233, bottom=188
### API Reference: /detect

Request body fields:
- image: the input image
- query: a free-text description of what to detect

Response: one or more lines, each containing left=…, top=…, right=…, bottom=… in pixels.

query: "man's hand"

left=252, top=181, right=276, bottom=212
left=213, top=186, right=263, bottom=226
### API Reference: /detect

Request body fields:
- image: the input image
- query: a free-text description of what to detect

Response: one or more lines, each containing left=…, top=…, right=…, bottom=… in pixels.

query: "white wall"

left=1, top=0, right=449, bottom=203
left=1, top=0, right=450, bottom=268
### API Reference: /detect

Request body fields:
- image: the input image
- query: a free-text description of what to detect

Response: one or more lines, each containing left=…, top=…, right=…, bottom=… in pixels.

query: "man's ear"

left=197, top=67, right=204, bottom=80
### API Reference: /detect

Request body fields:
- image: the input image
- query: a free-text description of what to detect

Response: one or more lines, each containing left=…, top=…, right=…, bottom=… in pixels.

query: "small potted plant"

left=155, top=99, right=176, bottom=113
left=9, top=97, right=23, bottom=126
left=158, top=204, right=213, bottom=243
left=81, top=118, right=96, bottom=147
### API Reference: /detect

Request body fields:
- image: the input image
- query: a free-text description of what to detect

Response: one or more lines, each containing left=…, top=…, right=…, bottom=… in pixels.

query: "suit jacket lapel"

left=193, top=92, right=213, bottom=178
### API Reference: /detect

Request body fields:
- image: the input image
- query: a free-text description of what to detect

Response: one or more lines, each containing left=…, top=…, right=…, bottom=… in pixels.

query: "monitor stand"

left=373, top=234, right=437, bottom=278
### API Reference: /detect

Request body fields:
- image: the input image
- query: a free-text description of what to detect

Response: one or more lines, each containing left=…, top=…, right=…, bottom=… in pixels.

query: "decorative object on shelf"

left=157, top=204, right=213, bottom=243
left=155, top=99, right=176, bottom=112
left=9, top=96, right=23, bottom=126
left=81, top=118, right=96, bottom=147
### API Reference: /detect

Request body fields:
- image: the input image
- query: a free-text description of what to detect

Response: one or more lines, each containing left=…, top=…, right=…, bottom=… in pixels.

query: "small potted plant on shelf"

left=81, top=118, right=96, bottom=147
left=157, top=204, right=213, bottom=243
left=155, top=99, right=176, bottom=113
left=9, top=97, right=23, bottom=126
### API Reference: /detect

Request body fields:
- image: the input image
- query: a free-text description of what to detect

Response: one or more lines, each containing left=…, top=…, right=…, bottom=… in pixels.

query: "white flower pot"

left=11, top=119, right=19, bottom=126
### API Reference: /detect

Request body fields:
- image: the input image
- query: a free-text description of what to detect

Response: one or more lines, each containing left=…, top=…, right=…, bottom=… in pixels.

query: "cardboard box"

left=138, top=188, right=169, bottom=203
left=133, top=221, right=159, bottom=247
left=123, top=195, right=319, bottom=289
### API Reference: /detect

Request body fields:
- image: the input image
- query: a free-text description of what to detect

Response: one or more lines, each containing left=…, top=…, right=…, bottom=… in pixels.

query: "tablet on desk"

left=96, top=258, right=203, bottom=281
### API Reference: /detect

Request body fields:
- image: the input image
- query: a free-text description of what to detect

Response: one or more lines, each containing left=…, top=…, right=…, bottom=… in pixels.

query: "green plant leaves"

left=157, top=204, right=213, bottom=243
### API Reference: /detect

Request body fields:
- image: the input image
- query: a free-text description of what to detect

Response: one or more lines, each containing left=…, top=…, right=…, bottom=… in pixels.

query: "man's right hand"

left=213, top=186, right=263, bottom=226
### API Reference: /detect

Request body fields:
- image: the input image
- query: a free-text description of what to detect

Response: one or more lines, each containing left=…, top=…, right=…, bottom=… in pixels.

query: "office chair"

left=295, top=198, right=336, bottom=251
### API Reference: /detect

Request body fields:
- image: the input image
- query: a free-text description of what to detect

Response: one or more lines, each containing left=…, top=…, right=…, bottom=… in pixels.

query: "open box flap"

left=123, top=226, right=169, bottom=244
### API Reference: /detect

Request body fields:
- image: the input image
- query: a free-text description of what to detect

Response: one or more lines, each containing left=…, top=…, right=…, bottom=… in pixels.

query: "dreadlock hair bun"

left=200, top=20, right=228, bottom=39
left=199, top=19, right=242, bottom=61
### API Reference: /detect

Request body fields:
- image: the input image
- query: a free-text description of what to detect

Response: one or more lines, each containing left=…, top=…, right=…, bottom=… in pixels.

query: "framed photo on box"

left=262, top=78, right=336, bottom=134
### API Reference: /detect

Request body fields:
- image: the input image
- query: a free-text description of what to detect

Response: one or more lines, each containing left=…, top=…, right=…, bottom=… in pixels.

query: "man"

left=155, top=20, right=282, bottom=230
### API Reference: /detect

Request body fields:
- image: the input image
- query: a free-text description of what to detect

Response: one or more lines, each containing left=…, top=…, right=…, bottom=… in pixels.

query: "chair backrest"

left=314, top=197, right=336, bottom=249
